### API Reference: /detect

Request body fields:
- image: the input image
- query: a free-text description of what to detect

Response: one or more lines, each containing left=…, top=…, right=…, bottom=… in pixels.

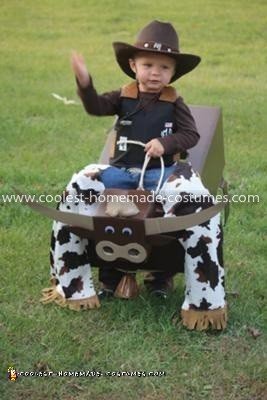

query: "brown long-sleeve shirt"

left=77, top=78, right=199, bottom=155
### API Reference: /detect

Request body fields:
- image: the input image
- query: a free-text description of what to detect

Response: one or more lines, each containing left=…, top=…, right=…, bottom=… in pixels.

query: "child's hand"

left=145, top=139, right=165, bottom=158
left=71, top=51, right=90, bottom=88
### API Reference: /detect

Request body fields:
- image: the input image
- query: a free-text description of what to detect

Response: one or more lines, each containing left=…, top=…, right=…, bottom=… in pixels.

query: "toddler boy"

left=47, top=21, right=227, bottom=330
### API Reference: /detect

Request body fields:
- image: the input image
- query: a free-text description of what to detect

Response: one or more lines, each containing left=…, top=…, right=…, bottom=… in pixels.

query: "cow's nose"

left=103, top=246, right=114, bottom=255
left=96, top=241, right=117, bottom=261
left=128, top=248, right=140, bottom=257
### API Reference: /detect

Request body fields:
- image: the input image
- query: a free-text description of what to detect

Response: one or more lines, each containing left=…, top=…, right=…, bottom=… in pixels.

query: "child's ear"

left=129, top=59, right=136, bottom=74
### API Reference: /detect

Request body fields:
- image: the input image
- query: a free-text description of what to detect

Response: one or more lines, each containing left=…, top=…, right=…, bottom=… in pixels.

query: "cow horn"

left=14, top=188, right=94, bottom=230
left=144, top=203, right=225, bottom=235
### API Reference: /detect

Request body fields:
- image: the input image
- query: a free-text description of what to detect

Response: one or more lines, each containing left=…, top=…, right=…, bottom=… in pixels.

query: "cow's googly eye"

left=105, top=225, right=115, bottom=234
left=122, top=227, right=133, bottom=236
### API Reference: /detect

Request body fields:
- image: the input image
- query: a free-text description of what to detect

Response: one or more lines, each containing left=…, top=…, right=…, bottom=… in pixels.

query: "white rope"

left=138, top=152, right=151, bottom=191
left=116, top=139, right=165, bottom=194
left=51, top=93, right=80, bottom=105
left=117, top=139, right=146, bottom=148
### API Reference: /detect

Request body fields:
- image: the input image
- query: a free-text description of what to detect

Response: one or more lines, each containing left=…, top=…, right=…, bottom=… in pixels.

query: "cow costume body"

left=44, top=159, right=227, bottom=331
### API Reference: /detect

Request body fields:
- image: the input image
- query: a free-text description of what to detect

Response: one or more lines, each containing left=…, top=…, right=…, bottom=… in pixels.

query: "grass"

left=0, top=0, right=266, bottom=399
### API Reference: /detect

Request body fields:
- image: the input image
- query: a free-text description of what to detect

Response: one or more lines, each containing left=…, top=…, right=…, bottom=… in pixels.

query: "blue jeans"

left=99, top=165, right=177, bottom=191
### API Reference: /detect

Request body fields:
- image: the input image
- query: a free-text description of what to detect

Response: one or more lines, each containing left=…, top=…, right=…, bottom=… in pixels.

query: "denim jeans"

left=99, top=165, right=177, bottom=191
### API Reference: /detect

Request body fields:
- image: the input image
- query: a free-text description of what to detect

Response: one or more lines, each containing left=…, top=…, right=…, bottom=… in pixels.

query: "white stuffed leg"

left=160, top=162, right=227, bottom=330
left=43, top=164, right=109, bottom=310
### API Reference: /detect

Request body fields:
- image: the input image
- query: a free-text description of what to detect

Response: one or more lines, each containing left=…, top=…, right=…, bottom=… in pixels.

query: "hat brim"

left=113, top=42, right=201, bottom=82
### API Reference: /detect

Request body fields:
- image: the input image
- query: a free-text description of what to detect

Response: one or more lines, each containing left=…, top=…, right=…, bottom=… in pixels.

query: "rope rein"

left=116, top=139, right=165, bottom=194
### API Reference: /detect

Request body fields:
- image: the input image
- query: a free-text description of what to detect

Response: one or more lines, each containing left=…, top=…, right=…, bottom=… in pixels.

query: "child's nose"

left=151, top=67, right=160, bottom=75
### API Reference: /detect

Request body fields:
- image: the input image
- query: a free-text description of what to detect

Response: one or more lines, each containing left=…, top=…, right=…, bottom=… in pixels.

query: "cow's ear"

left=62, top=226, right=95, bottom=239
left=146, top=234, right=176, bottom=246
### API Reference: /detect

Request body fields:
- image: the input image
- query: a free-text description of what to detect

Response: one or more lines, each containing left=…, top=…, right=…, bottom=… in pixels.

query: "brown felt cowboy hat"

left=113, top=20, right=201, bottom=83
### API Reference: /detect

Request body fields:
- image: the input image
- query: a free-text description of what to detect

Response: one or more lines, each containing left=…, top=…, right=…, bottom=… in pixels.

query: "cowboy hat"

left=113, top=20, right=201, bottom=83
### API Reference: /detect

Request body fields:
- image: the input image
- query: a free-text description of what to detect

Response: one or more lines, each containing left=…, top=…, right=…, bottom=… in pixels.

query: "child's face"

left=129, top=52, right=175, bottom=93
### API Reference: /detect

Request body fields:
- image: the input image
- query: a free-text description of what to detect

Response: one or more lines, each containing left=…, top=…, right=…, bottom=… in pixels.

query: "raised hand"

left=71, top=51, right=90, bottom=88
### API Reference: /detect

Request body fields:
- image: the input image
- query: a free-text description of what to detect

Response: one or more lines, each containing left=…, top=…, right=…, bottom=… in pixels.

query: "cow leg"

left=160, top=162, right=227, bottom=330
left=43, top=164, right=109, bottom=310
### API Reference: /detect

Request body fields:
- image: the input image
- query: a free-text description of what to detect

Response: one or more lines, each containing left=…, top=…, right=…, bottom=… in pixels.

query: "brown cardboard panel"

left=188, top=106, right=224, bottom=194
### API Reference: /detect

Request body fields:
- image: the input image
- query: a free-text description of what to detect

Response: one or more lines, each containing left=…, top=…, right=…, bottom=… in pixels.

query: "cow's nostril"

left=128, top=248, right=140, bottom=257
left=103, top=246, right=114, bottom=254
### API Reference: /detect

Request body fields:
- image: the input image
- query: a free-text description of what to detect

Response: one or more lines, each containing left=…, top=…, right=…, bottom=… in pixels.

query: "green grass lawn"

left=1, top=1, right=266, bottom=399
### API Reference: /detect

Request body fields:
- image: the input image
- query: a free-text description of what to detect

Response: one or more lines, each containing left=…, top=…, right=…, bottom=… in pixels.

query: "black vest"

left=110, top=82, right=178, bottom=169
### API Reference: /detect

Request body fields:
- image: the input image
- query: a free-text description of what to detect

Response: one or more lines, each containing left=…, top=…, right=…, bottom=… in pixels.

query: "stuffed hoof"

left=41, top=286, right=100, bottom=310
left=67, top=295, right=101, bottom=310
left=181, top=307, right=227, bottom=331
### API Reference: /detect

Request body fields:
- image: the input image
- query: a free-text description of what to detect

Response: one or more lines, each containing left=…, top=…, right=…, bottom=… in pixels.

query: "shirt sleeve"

left=157, top=96, right=200, bottom=154
left=76, top=76, right=121, bottom=116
